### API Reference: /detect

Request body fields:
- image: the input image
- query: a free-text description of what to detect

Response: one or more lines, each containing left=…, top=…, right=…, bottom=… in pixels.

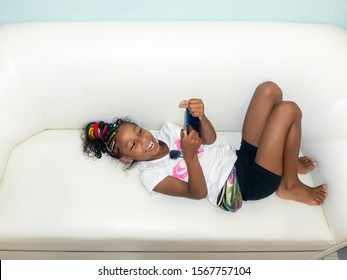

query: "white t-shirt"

left=139, top=121, right=237, bottom=206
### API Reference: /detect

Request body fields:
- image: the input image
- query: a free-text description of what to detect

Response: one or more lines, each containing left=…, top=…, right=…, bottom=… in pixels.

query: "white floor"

left=323, top=247, right=347, bottom=260
left=338, top=247, right=347, bottom=260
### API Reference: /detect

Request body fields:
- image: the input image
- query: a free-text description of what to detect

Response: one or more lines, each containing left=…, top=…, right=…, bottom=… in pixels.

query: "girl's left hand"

left=180, top=127, right=202, bottom=159
left=179, top=98, right=205, bottom=120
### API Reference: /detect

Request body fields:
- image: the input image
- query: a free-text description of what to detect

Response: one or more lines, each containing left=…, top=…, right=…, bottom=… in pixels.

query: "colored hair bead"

left=87, top=119, right=124, bottom=158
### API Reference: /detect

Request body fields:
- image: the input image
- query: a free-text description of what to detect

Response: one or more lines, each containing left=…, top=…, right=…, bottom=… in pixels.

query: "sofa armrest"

left=302, top=141, right=347, bottom=245
left=0, top=27, right=44, bottom=181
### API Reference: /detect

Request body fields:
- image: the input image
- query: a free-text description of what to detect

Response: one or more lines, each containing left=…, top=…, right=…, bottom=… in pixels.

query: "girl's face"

left=115, top=123, right=161, bottom=162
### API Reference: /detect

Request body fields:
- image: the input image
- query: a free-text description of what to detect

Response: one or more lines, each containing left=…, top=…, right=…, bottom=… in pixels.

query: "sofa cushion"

left=0, top=129, right=333, bottom=252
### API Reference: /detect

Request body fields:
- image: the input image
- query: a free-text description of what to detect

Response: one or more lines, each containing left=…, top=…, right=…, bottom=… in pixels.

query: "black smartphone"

left=185, top=108, right=201, bottom=137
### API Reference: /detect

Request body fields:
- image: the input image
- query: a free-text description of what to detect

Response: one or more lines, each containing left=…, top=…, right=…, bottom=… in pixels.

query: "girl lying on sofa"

left=82, top=82, right=328, bottom=212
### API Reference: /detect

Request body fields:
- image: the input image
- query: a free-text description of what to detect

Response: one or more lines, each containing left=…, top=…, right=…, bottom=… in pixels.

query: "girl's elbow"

left=202, top=135, right=217, bottom=145
left=209, top=135, right=217, bottom=145
left=191, top=190, right=208, bottom=200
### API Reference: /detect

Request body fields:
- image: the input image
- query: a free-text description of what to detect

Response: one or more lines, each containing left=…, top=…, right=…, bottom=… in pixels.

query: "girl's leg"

left=254, top=101, right=327, bottom=205
left=242, top=81, right=283, bottom=147
left=243, top=82, right=317, bottom=174
left=242, top=82, right=327, bottom=205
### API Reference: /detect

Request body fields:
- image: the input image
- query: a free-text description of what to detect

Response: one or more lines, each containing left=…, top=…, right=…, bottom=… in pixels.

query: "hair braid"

left=82, top=118, right=126, bottom=159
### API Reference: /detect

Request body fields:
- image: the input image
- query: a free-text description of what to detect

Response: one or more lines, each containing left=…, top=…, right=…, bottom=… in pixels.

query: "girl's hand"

left=179, top=99, right=205, bottom=120
left=179, top=98, right=216, bottom=145
left=180, top=127, right=202, bottom=159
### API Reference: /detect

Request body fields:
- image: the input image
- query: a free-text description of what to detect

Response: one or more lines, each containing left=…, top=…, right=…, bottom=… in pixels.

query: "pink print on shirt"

left=172, top=138, right=204, bottom=180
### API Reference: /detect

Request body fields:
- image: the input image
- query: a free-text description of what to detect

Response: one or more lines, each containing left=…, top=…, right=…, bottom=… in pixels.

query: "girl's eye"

left=130, top=142, right=135, bottom=150
left=139, top=128, right=142, bottom=134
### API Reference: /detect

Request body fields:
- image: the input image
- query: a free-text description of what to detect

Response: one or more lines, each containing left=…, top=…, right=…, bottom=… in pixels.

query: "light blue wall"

left=0, top=0, right=346, bottom=29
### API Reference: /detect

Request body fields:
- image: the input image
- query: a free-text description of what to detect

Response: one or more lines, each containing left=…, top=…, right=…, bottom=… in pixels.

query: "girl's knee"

left=256, top=81, right=283, bottom=101
left=276, top=101, right=302, bottom=119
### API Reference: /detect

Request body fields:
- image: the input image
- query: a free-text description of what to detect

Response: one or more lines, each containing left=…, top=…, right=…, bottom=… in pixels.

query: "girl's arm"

left=153, top=128, right=207, bottom=200
left=180, top=99, right=217, bottom=145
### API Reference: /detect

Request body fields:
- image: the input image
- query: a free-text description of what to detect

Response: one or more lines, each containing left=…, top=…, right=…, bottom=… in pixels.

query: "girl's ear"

left=119, top=156, right=133, bottom=164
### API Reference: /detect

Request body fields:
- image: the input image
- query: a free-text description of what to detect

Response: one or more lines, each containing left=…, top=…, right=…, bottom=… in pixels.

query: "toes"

left=298, top=156, right=318, bottom=174
left=314, top=194, right=325, bottom=205
left=299, top=156, right=315, bottom=166
left=320, top=187, right=328, bottom=202
left=300, top=156, right=311, bottom=161
left=299, top=156, right=307, bottom=162
left=304, top=156, right=311, bottom=162
left=315, top=184, right=328, bottom=193
left=311, top=158, right=317, bottom=167
left=301, top=156, right=318, bottom=170
left=320, top=184, right=328, bottom=191
left=313, top=184, right=328, bottom=205
left=308, top=158, right=317, bottom=168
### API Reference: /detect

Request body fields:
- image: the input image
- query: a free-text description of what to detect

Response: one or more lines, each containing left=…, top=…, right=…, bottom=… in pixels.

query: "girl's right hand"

left=180, top=127, right=202, bottom=159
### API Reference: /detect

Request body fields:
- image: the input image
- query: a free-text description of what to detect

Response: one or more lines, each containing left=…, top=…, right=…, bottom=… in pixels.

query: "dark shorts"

left=235, top=139, right=282, bottom=201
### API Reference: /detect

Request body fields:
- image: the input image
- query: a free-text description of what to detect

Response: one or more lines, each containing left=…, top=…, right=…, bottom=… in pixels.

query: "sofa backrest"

left=1, top=22, right=346, bottom=128
left=1, top=21, right=346, bottom=176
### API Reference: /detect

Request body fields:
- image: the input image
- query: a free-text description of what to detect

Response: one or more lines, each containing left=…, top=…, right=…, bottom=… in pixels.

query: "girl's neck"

left=156, top=140, right=169, bottom=159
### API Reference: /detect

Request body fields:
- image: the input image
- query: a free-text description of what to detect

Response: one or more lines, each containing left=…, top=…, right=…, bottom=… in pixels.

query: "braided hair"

left=82, top=118, right=131, bottom=159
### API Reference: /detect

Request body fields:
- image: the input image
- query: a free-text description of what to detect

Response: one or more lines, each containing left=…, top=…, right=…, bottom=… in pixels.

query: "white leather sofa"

left=0, top=22, right=346, bottom=260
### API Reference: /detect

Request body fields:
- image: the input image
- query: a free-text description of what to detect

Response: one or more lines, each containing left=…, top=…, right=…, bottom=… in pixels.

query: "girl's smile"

left=145, top=140, right=155, bottom=152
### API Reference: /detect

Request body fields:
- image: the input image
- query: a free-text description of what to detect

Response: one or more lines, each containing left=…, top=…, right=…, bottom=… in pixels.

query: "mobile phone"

left=185, top=108, right=201, bottom=137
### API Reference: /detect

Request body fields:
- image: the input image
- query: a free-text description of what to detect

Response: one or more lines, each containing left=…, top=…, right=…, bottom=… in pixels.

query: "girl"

left=82, top=82, right=328, bottom=212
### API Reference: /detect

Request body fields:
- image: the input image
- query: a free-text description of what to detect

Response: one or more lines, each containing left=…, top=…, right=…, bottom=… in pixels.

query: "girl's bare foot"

left=276, top=182, right=328, bottom=205
left=298, top=156, right=317, bottom=174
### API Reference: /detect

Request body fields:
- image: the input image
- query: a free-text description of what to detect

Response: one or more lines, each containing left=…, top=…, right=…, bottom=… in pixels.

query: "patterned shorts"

left=217, top=166, right=243, bottom=212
